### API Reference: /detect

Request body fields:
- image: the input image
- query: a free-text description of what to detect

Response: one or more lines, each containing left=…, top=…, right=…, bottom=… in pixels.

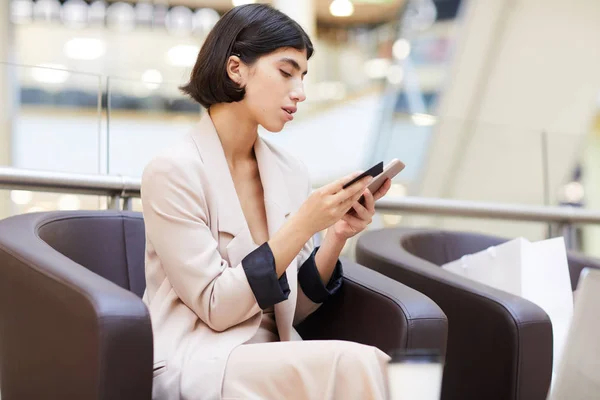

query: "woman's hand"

left=330, top=178, right=392, bottom=240
left=295, top=171, right=373, bottom=237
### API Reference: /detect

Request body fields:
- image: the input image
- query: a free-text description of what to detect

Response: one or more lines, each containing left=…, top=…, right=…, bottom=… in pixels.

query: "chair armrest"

left=0, top=214, right=153, bottom=400
left=296, top=257, right=448, bottom=356
left=356, top=230, right=552, bottom=400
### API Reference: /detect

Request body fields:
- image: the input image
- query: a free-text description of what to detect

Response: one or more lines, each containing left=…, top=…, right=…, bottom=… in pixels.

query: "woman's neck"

left=208, top=103, right=258, bottom=168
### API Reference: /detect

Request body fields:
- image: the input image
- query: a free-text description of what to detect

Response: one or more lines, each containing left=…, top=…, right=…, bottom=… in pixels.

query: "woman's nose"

left=291, top=83, right=306, bottom=103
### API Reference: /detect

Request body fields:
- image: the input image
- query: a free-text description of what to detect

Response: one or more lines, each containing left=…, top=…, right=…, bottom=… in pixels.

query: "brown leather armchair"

left=0, top=211, right=448, bottom=399
left=356, top=227, right=600, bottom=400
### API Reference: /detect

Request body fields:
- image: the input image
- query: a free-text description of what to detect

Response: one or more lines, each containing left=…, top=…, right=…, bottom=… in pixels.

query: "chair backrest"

left=0, top=210, right=153, bottom=400
left=400, top=230, right=600, bottom=292
left=400, top=230, right=507, bottom=266
left=356, top=227, right=556, bottom=400
left=37, top=211, right=147, bottom=297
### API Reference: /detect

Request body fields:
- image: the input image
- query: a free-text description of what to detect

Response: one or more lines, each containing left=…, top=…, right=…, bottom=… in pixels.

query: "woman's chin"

left=260, top=121, right=286, bottom=133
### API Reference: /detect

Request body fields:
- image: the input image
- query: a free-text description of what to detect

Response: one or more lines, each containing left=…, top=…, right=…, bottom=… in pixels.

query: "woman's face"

left=238, top=47, right=308, bottom=133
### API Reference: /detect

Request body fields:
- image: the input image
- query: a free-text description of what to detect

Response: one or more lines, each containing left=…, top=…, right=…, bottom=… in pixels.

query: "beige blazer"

left=141, top=114, right=322, bottom=400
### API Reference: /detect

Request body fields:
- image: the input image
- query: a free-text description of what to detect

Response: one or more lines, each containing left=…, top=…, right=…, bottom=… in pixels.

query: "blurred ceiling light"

left=411, top=113, right=437, bottom=127
left=89, top=0, right=107, bottom=25
left=11, top=0, right=33, bottom=24
left=386, top=65, right=404, bottom=85
left=135, top=1, right=154, bottom=26
left=62, top=0, right=88, bottom=28
left=31, top=63, right=70, bottom=84
left=166, top=6, right=193, bottom=35
left=142, top=69, right=163, bottom=90
left=10, top=190, right=33, bottom=205
left=364, top=58, right=391, bottom=79
left=232, top=0, right=257, bottom=6
left=64, top=38, right=106, bottom=60
left=33, top=0, right=61, bottom=22
left=392, top=38, right=411, bottom=60
left=329, top=0, right=354, bottom=17
left=152, top=3, right=169, bottom=27
left=167, top=44, right=200, bottom=67
left=58, top=195, right=81, bottom=210
left=564, top=181, right=585, bottom=203
left=106, top=1, right=135, bottom=32
left=193, top=8, right=220, bottom=36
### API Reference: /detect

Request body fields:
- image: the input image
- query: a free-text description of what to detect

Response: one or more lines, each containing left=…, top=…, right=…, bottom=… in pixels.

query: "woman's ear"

left=226, top=55, right=244, bottom=87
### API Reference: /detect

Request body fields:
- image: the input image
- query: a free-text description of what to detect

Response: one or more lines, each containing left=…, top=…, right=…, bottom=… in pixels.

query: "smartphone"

left=342, top=161, right=384, bottom=189
left=366, top=158, right=405, bottom=196
left=354, top=159, right=405, bottom=208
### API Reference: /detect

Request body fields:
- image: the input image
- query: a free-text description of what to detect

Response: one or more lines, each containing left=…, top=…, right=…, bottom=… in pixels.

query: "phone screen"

left=342, top=162, right=383, bottom=189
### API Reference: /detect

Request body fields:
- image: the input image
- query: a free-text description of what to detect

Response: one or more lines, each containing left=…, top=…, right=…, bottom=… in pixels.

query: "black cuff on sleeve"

left=242, top=242, right=290, bottom=309
left=297, top=246, right=344, bottom=304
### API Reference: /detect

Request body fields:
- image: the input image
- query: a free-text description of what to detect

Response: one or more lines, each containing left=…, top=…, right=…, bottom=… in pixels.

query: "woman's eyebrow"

left=279, top=57, right=308, bottom=76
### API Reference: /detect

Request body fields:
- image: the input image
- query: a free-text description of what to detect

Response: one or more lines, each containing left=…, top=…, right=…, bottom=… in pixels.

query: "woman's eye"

left=280, top=70, right=292, bottom=78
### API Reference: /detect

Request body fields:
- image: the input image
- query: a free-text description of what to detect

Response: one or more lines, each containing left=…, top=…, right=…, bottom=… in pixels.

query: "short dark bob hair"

left=180, top=4, right=314, bottom=109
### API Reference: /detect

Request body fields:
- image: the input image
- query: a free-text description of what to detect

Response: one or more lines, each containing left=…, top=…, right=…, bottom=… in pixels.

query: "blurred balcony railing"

left=0, top=166, right=597, bottom=250
left=1, top=61, right=597, bottom=253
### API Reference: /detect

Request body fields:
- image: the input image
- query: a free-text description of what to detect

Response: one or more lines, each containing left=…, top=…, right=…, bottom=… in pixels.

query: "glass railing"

left=2, top=62, right=591, bottom=204
left=2, top=60, right=599, bottom=256
left=104, top=76, right=200, bottom=177
left=7, top=62, right=105, bottom=174
left=0, top=62, right=109, bottom=216
left=361, top=118, right=595, bottom=254
left=0, top=61, right=389, bottom=218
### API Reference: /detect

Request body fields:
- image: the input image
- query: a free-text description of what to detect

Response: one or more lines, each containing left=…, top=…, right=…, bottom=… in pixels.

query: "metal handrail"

left=376, top=197, right=600, bottom=224
left=1, top=166, right=599, bottom=225
left=0, top=167, right=140, bottom=197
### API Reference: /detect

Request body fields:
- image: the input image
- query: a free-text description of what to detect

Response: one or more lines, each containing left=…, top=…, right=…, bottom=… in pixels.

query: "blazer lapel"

left=191, top=114, right=298, bottom=339
left=190, top=114, right=255, bottom=267
left=253, top=137, right=292, bottom=239
left=254, top=138, right=298, bottom=341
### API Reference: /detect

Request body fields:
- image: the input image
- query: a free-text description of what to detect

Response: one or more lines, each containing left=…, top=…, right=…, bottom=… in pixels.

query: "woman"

left=141, top=4, right=393, bottom=400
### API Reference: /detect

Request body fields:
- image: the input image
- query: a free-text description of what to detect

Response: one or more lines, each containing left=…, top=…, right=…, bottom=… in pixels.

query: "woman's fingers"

left=372, top=178, right=392, bottom=201
left=359, top=189, right=375, bottom=214
left=333, top=176, right=372, bottom=205
left=341, top=213, right=363, bottom=231
left=339, top=183, right=370, bottom=211
left=322, top=171, right=362, bottom=194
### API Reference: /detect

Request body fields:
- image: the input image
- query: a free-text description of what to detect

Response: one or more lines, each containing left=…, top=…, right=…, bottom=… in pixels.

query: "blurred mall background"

left=1, top=0, right=600, bottom=256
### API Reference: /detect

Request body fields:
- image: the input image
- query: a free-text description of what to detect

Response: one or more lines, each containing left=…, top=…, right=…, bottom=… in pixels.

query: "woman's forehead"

left=267, top=48, right=308, bottom=68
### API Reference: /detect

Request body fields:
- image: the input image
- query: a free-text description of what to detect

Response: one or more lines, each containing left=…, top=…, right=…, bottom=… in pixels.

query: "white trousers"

left=222, top=312, right=390, bottom=400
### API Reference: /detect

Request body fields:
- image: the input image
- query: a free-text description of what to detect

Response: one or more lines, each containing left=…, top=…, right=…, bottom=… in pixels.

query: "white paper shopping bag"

left=441, top=237, right=573, bottom=375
